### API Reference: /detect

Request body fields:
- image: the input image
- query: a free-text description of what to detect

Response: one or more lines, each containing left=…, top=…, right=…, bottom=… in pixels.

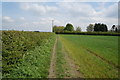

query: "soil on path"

left=48, top=36, right=84, bottom=78
left=62, top=45, right=84, bottom=78
left=48, top=38, right=57, bottom=78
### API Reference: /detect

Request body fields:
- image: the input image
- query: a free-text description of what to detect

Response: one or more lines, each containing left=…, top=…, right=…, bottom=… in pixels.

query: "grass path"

left=52, top=35, right=84, bottom=78
left=48, top=38, right=57, bottom=78
left=62, top=45, right=84, bottom=78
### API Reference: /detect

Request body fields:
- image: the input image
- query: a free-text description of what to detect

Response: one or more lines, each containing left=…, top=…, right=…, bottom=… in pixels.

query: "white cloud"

left=57, top=2, right=97, bottom=18
left=98, top=3, right=118, bottom=18
left=57, top=2, right=117, bottom=30
left=3, top=2, right=118, bottom=31
left=32, top=17, right=61, bottom=26
left=19, top=17, right=25, bottom=20
left=3, top=0, right=119, bottom=2
left=19, top=2, right=117, bottom=31
left=62, top=0, right=119, bottom=2
left=2, top=16, right=14, bottom=22
left=20, top=3, right=58, bottom=15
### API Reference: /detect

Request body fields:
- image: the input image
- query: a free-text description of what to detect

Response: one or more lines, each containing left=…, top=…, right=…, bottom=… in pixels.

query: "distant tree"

left=112, top=25, right=116, bottom=31
left=86, top=24, right=94, bottom=32
left=76, top=26, right=81, bottom=32
left=94, top=23, right=108, bottom=32
left=110, top=25, right=120, bottom=32
left=115, top=27, right=118, bottom=32
left=94, top=23, right=100, bottom=32
left=53, top=25, right=65, bottom=32
left=118, top=25, right=120, bottom=32
left=104, top=24, right=108, bottom=32
left=53, top=25, right=57, bottom=32
left=64, top=23, right=74, bottom=31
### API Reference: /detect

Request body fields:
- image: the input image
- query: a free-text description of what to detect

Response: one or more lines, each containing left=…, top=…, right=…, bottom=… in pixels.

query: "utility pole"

left=52, top=20, right=54, bottom=32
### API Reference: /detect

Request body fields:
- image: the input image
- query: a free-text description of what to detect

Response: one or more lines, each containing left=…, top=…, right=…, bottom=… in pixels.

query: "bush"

left=2, top=31, right=55, bottom=78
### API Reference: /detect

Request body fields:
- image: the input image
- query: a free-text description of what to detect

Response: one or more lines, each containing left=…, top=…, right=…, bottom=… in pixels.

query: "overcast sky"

left=1, top=1, right=119, bottom=32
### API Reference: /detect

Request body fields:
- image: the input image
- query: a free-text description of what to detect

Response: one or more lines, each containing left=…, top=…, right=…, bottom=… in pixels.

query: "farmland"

left=2, top=31, right=119, bottom=78
left=58, top=35, right=118, bottom=78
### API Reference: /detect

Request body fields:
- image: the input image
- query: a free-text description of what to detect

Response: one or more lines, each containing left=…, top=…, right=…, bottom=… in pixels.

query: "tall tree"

left=86, top=24, right=94, bottom=32
left=118, top=25, right=120, bottom=32
left=115, top=27, right=118, bottom=32
left=94, top=23, right=108, bottom=32
left=112, top=25, right=116, bottom=31
left=53, top=25, right=65, bottom=32
left=76, top=26, right=81, bottom=32
left=104, top=24, right=108, bottom=32
left=64, top=23, right=74, bottom=31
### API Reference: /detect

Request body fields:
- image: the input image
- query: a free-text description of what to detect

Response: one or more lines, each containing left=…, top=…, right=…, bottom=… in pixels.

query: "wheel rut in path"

left=48, top=36, right=84, bottom=78
left=48, top=38, right=57, bottom=78
left=62, top=43, right=84, bottom=78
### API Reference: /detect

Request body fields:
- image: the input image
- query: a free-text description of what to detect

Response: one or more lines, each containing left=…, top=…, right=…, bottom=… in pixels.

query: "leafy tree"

left=94, top=23, right=108, bottom=32
left=118, top=25, right=120, bottom=32
left=53, top=25, right=65, bottom=32
left=64, top=23, right=74, bottom=31
left=104, top=24, right=108, bottom=32
left=112, top=25, right=116, bottom=31
left=115, top=27, right=118, bottom=32
left=110, top=25, right=120, bottom=32
left=76, top=26, right=81, bottom=32
left=94, top=23, right=100, bottom=32
left=86, top=24, right=94, bottom=32
left=53, top=25, right=57, bottom=32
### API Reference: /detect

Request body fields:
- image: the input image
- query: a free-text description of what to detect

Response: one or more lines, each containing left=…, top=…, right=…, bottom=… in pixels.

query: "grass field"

left=59, top=35, right=118, bottom=78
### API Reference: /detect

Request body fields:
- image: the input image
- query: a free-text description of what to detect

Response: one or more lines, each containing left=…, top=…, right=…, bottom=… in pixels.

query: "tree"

left=94, top=23, right=100, bottom=32
left=104, top=24, right=108, bottom=32
left=53, top=25, right=65, bottom=32
left=86, top=24, right=94, bottom=32
left=94, top=23, right=108, bottom=32
left=110, top=25, right=120, bottom=32
left=115, top=27, right=118, bottom=32
left=112, top=25, right=116, bottom=31
left=53, top=25, right=57, bottom=32
left=64, top=23, right=74, bottom=31
left=76, top=26, right=81, bottom=32
left=118, top=25, right=120, bottom=32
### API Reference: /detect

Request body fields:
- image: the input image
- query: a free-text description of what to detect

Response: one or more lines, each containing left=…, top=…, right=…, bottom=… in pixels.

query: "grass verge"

left=55, top=36, right=70, bottom=78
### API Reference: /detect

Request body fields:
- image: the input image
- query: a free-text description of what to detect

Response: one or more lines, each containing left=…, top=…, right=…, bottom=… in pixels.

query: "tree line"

left=53, top=23, right=120, bottom=33
left=53, top=23, right=81, bottom=32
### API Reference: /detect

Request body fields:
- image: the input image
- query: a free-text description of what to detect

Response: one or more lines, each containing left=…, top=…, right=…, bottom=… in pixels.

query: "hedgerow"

left=2, top=31, right=55, bottom=78
left=55, top=31, right=120, bottom=36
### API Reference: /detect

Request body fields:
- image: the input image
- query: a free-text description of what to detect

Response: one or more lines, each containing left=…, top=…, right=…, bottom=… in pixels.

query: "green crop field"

left=59, top=35, right=118, bottom=78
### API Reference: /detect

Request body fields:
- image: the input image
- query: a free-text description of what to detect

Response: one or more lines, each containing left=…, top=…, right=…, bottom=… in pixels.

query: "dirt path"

left=62, top=45, right=84, bottom=78
left=48, top=38, right=57, bottom=78
left=48, top=36, right=84, bottom=78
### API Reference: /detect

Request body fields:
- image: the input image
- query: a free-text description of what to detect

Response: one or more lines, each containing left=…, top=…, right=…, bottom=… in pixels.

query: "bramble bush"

left=2, top=31, right=55, bottom=78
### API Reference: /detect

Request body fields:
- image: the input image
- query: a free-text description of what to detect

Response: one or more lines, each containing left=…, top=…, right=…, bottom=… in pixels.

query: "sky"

left=1, top=1, right=119, bottom=32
